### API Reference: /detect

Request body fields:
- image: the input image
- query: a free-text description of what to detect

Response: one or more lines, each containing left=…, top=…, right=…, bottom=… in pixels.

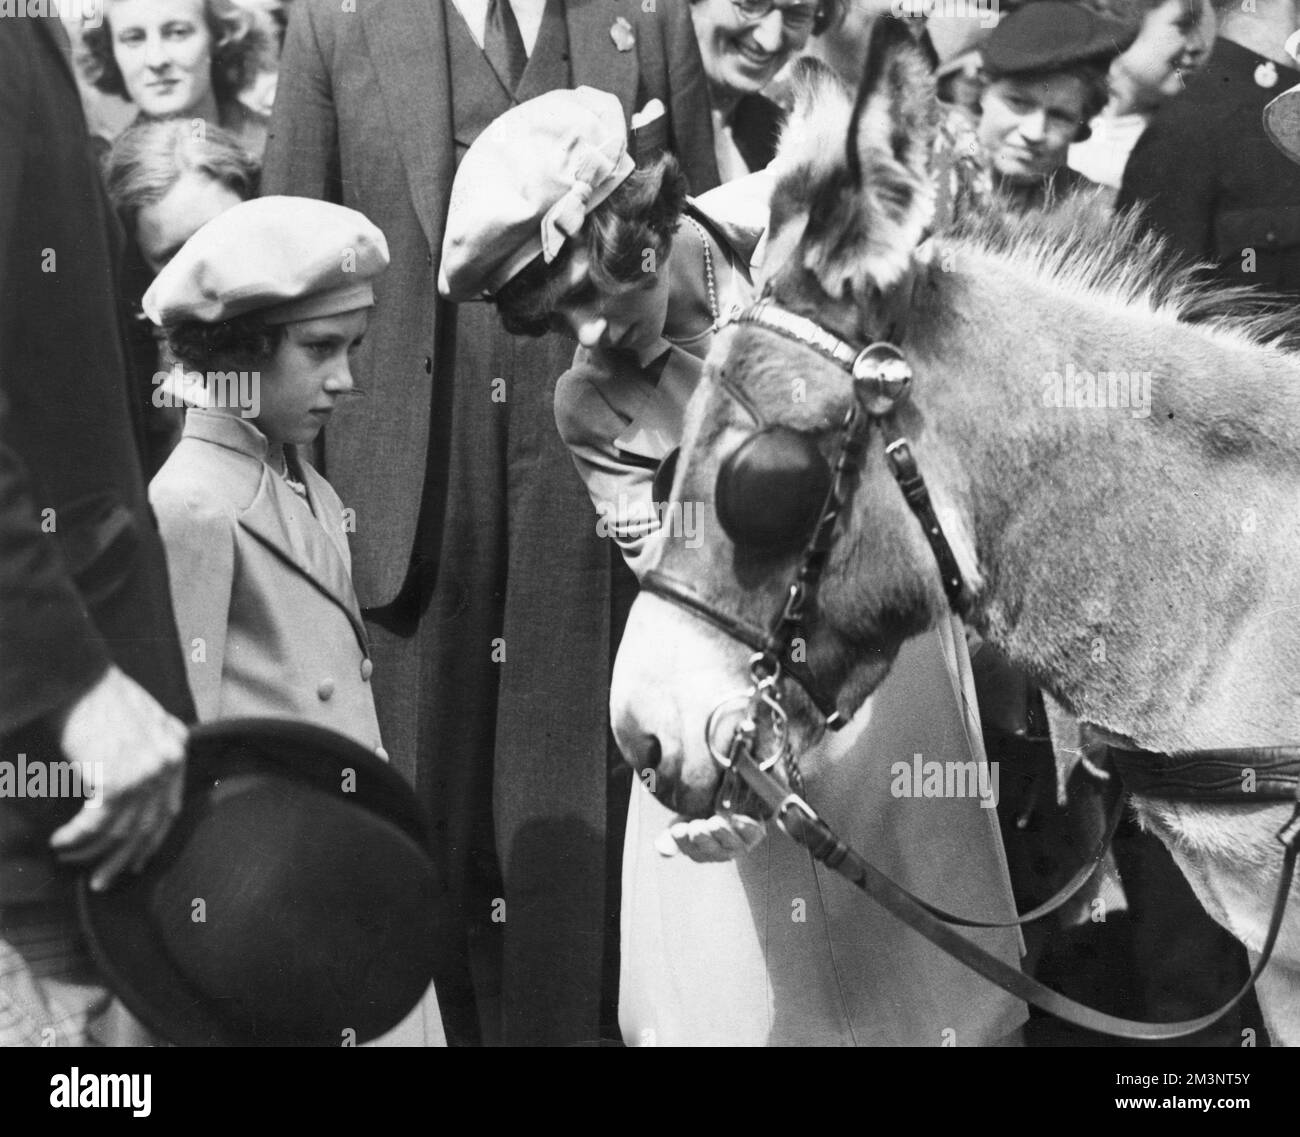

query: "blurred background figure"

left=229, top=0, right=287, bottom=119
left=1070, top=0, right=1218, bottom=188
left=1118, top=0, right=1300, bottom=297
left=936, top=23, right=992, bottom=113
left=690, top=0, right=845, bottom=178
left=78, top=0, right=272, bottom=159
left=104, top=120, right=259, bottom=474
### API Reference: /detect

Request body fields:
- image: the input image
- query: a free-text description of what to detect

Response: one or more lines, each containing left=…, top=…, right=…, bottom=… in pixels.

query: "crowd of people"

left=2, top=0, right=1296, bottom=1046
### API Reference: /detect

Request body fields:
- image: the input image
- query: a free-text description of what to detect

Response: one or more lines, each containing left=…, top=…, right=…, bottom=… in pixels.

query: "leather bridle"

left=638, top=295, right=1300, bottom=1042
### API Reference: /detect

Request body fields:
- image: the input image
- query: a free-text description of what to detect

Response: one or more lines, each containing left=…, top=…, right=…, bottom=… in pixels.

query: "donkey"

left=609, top=23, right=1300, bottom=1044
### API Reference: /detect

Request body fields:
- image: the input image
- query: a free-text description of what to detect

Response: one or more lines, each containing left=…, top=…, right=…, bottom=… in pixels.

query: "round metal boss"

left=705, top=691, right=789, bottom=771
left=851, top=342, right=912, bottom=415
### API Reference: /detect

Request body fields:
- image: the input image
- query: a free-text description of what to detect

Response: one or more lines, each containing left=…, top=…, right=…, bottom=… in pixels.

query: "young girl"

left=144, top=196, right=444, bottom=1044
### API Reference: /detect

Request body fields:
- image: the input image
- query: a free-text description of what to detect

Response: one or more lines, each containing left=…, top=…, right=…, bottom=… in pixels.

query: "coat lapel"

left=361, top=0, right=457, bottom=254
left=612, top=346, right=697, bottom=463
left=567, top=0, right=638, bottom=116
left=238, top=466, right=370, bottom=654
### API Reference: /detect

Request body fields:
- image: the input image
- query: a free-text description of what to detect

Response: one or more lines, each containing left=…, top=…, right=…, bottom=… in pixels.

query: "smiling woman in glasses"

left=689, top=0, right=844, bottom=179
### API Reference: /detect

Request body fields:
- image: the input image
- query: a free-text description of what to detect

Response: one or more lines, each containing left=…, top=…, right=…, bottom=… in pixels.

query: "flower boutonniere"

left=610, top=15, right=636, bottom=52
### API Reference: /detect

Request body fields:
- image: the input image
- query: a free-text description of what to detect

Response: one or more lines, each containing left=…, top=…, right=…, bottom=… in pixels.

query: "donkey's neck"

left=931, top=257, right=1300, bottom=750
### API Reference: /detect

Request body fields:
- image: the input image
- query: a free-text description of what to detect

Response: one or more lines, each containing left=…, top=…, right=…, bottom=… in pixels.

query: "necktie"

left=485, top=0, right=527, bottom=93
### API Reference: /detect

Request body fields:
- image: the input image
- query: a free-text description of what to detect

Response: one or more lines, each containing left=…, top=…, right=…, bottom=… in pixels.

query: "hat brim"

left=1265, top=84, right=1300, bottom=167
left=78, top=718, right=441, bottom=1046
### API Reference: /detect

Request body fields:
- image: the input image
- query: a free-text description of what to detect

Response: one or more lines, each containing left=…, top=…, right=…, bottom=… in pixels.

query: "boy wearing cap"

left=144, top=196, right=389, bottom=759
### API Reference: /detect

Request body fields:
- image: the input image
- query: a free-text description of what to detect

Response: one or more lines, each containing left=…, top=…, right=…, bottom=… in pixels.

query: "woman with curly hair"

left=79, top=0, right=271, bottom=158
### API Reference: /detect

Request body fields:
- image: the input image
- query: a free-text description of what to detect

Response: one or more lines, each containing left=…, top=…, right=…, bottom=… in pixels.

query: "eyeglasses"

left=730, top=0, right=822, bottom=35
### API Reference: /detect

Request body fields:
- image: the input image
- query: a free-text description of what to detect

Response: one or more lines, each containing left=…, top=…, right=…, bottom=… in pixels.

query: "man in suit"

left=0, top=13, right=194, bottom=1045
left=262, top=0, right=719, bottom=1044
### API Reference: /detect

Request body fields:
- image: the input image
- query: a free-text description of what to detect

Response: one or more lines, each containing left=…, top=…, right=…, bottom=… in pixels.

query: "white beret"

left=143, top=197, right=390, bottom=326
left=439, top=87, right=635, bottom=302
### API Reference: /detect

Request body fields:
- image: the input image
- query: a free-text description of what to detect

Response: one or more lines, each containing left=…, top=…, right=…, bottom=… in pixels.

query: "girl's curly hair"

left=79, top=0, right=268, bottom=105
left=495, top=152, right=689, bottom=338
left=165, top=308, right=283, bottom=374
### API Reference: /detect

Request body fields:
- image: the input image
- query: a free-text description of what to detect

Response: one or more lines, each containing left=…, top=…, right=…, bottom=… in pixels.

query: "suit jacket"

left=554, top=178, right=769, bottom=576
left=261, top=0, right=720, bottom=606
left=729, top=92, right=783, bottom=174
left=0, top=15, right=195, bottom=902
left=150, top=412, right=383, bottom=754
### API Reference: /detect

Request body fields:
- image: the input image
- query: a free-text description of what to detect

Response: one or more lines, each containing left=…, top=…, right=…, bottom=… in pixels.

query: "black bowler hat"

left=78, top=719, right=443, bottom=1046
left=981, top=2, right=1129, bottom=76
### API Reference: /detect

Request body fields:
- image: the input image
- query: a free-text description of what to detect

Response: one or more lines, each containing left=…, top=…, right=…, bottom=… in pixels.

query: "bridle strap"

left=1109, top=745, right=1300, bottom=800
left=641, top=569, right=846, bottom=728
left=728, top=736, right=1300, bottom=1042
left=880, top=421, right=966, bottom=609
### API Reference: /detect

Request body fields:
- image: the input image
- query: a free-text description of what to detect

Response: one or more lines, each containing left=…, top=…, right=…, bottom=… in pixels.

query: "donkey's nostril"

left=641, top=735, right=662, bottom=771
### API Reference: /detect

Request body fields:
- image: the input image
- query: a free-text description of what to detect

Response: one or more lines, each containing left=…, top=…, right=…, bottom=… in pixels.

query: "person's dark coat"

left=1118, top=37, right=1300, bottom=297
left=0, top=14, right=194, bottom=903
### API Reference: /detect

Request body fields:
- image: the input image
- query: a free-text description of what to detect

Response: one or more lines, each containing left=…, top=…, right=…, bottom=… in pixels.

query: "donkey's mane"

left=948, top=195, right=1300, bottom=356
left=770, top=62, right=1300, bottom=356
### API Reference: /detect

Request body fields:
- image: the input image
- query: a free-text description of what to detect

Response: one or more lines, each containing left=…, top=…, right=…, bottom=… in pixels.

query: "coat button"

left=423, top=356, right=432, bottom=374
left=317, top=678, right=335, bottom=701
left=360, top=658, right=373, bottom=681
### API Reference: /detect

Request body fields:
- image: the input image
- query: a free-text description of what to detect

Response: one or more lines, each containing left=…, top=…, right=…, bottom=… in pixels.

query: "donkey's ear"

left=849, top=18, right=940, bottom=189
left=800, top=17, right=938, bottom=300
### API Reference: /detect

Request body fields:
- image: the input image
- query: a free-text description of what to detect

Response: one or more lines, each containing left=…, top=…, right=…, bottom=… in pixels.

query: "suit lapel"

left=238, top=471, right=370, bottom=653
left=361, top=0, right=457, bottom=254
left=566, top=0, right=637, bottom=116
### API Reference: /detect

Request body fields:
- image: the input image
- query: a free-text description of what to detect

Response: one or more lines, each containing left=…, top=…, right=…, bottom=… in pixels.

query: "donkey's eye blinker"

left=715, top=427, right=832, bottom=554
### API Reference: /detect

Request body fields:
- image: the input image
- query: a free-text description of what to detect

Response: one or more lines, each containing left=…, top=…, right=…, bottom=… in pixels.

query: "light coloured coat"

left=149, top=411, right=383, bottom=755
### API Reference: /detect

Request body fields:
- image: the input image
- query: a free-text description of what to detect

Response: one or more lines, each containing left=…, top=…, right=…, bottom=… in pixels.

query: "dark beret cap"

left=981, top=2, right=1129, bottom=76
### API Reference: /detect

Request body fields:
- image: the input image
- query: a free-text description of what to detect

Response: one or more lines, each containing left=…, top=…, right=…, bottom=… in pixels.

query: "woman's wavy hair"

left=79, top=0, right=268, bottom=105
left=103, top=118, right=259, bottom=236
left=495, top=152, right=690, bottom=339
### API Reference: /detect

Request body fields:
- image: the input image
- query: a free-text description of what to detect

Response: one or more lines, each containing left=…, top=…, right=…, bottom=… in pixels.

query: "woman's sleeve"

left=554, top=366, right=660, bottom=578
